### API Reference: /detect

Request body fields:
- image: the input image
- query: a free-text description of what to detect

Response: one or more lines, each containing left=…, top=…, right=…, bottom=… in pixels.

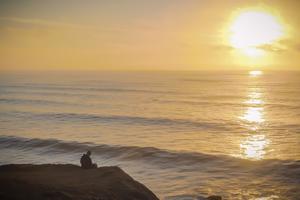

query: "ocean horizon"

left=0, top=70, right=299, bottom=200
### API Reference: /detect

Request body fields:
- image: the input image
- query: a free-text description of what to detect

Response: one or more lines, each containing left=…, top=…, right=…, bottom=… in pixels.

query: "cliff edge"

left=0, top=164, right=159, bottom=200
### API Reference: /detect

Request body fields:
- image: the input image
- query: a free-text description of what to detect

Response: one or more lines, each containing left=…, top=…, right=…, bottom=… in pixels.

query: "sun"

left=229, top=10, right=284, bottom=58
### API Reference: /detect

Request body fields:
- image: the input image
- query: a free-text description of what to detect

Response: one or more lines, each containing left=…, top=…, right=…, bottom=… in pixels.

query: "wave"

left=0, top=89, right=98, bottom=98
left=1, top=135, right=300, bottom=191
left=0, top=136, right=225, bottom=164
left=156, top=99, right=300, bottom=110
left=0, top=98, right=77, bottom=106
left=2, top=95, right=300, bottom=112
left=1, top=136, right=299, bottom=176
left=1, top=111, right=233, bottom=131
left=0, top=84, right=176, bottom=95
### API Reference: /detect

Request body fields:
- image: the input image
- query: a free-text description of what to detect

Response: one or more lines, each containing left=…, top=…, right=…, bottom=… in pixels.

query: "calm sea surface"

left=0, top=71, right=299, bottom=199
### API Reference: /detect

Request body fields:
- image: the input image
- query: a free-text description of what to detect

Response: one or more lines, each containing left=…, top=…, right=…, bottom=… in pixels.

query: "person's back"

left=80, top=151, right=97, bottom=169
left=80, top=153, right=92, bottom=169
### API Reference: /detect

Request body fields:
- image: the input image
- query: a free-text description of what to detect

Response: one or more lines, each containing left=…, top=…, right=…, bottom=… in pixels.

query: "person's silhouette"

left=80, top=150, right=97, bottom=169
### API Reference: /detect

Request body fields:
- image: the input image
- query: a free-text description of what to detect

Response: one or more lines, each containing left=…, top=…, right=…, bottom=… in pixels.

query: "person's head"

left=87, top=150, right=91, bottom=156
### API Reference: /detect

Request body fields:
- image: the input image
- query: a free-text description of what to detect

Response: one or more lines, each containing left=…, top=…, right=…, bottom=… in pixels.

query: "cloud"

left=257, top=43, right=285, bottom=53
left=212, top=38, right=300, bottom=54
left=0, top=17, right=79, bottom=28
left=259, top=39, right=300, bottom=53
left=0, top=17, right=124, bottom=33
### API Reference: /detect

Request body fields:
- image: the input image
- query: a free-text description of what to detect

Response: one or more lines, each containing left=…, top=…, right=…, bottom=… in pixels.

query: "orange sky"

left=0, top=0, right=299, bottom=71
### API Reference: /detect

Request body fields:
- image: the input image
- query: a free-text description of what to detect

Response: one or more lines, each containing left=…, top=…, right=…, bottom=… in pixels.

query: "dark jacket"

left=80, top=154, right=92, bottom=169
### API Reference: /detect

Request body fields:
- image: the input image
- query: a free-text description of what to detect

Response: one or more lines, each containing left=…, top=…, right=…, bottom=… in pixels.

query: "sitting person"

left=80, top=150, right=97, bottom=169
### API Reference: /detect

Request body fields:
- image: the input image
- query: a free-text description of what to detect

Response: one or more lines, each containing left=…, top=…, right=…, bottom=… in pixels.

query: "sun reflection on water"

left=240, top=91, right=265, bottom=123
left=249, top=70, right=263, bottom=76
left=245, top=98, right=264, bottom=105
left=248, top=91, right=262, bottom=99
left=239, top=71, right=270, bottom=160
left=252, top=195, right=279, bottom=200
left=241, top=107, right=264, bottom=123
left=240, top=135, right=269, bottom=160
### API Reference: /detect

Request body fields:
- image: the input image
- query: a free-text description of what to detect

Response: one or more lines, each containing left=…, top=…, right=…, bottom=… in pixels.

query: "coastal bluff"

left=0, top=164, right=159, bottom=200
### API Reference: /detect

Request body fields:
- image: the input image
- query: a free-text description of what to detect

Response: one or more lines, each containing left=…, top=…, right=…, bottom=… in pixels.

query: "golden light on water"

left=239, top=72, right=270, bottom=160
left=241, top=107, right=264, bottom=123
left=241, top=89, right=265, bottom=124
left=245, top=99, right=263, bottom=105
left=253, top=195, right=280, bottom=200
left=229, top=10, right=284, bottom=58
left=248, top=91, right=262, bottom=99
left=240, top=135, right=270, bottom=160
left=249, top=70, right=263, bottom=76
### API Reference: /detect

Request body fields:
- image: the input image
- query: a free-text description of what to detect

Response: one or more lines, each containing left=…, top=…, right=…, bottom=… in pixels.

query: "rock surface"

left=0, top=164, right=159, bottom=200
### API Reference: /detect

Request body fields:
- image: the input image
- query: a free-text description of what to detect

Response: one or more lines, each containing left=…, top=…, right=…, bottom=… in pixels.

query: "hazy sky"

left=0, top=0, right=299, bottom=71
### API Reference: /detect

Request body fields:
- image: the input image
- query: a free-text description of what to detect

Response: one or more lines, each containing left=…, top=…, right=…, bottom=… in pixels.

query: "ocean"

left=0, top=71, right=299, bottom=200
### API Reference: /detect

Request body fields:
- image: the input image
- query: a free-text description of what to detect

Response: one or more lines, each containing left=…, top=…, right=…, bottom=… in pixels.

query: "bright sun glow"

left=230, top=10, right=284, bottom=58
left=249, top=70, right=263, bottom=76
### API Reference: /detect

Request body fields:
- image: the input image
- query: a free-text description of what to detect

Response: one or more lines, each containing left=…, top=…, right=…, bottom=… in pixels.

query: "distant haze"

left=0, top=0, right=299, bottom=71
